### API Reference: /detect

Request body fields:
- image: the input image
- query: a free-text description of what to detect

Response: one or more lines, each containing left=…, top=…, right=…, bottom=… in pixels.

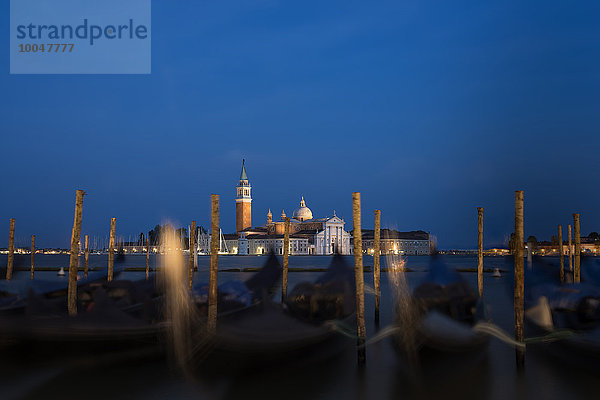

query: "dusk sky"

left=1, top=1, right=599, bottom=249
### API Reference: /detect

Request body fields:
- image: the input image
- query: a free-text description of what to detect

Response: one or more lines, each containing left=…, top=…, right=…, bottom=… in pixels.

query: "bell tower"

left=236, top=160, right=252, bottom=234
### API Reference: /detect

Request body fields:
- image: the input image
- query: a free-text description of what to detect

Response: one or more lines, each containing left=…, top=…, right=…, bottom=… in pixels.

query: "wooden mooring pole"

left=373, top=210, right=381, bottom=325
left=352, top=192, right=366, bottom=365
left=193, top=227, right=198, bottom=272
left=574, top=214, right=581, bottom=283
left=568, top=224, right=573, bottom=272
left=84, top=235, right=89, bottom=278
left=477, top=207, right=484, bottom=297
left=558, top=225, right=564, bottom=283
left=194, top=239, right=198, bottom=272
left=6, top=219, right=15, bottom=280
left=108, top=217, right=116, bottom=282
left=145, top=238, right=150, bottom=280
left=282, top=217, right=290, bottom=301
left=208, top=194, right=220, bottom=333
left=68, top=190, right=85, bottom=316
left=188, top=220, right=196, bottom=291
left=514, top=190, right=525, bottom=368
left=30, top=235, right=35, bottom=280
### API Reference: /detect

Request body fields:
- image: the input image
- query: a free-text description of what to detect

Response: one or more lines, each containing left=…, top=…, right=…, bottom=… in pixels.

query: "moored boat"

left=192, top=254, right=356, bottom=374
left=525, top=281, right=600, bottom=365
left=393, top=256, right=489, bottom=357
left=0, top=256, right=282, bottom=352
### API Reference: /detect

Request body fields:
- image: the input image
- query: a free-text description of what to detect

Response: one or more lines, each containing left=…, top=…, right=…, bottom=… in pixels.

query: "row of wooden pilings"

left=6, top=188, right=583, bottom=368
left=5, top=191, right=151, bottom=316
left=3, top=190, right=375, bottom=365
left=348, top=190, right=585, bottom=368
left=5, top=225, right=164, bottom=283
left=476, top=191, right=583, bottom=369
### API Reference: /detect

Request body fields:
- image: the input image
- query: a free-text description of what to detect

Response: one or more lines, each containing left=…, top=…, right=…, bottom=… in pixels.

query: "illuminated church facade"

left=250, top=197, right=353, bottom=255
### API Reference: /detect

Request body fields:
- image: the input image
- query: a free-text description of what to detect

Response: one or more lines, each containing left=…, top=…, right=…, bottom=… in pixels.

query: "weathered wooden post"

left=208, top=194, right=220, bottom=333
left=193, top=234, right=198, bottom=272
left=373, top=210, right=381, bottom=324
left=477, top=207, right=484, bottom=297
left=282, top=217, right=290, bottom=301
left=188, top=221, right=196, bottom=291
left=514, top=190, right=525, bottom=368
left=574, top=214, right=581, bottom=283
left=146, top=238, right=150, bottom=280
left=108, top=218, right=116, bottom=282
left=352, top=192, right=366, bottom=365
left=6, top=219, right=15, bottom=280
left=68, top=190, right=85, bottom=316
left=193, top=227, right=198, bottom=272
left=558, top=225, right=564, bottom=283
left=568, top=224, right=573, bottom=272
left=30, top=235, right=35, bottom=280
left=84, top=235, right=89, bottom=278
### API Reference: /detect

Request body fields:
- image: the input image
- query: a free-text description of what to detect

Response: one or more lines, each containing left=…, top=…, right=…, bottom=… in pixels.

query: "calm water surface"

left=1, top=255, right=598, bottom=400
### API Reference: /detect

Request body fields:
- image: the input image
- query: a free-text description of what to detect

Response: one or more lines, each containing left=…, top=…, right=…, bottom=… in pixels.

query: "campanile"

left=236, top=160, right=252, bottom=234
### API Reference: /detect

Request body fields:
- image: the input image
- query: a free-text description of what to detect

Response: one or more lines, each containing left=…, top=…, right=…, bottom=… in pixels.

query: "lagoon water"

left=1, top=254, right=599, bottom=400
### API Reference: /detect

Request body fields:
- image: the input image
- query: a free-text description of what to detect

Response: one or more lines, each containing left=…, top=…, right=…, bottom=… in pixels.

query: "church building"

left=196, top=160, right=430, bottom=256
left=233, top=160, right=352, bottom=255
left=259, top=197, right=352, bottom=255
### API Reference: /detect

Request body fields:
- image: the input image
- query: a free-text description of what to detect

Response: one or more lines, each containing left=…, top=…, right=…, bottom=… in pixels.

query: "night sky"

left=1, top=1, right=599, bottom=249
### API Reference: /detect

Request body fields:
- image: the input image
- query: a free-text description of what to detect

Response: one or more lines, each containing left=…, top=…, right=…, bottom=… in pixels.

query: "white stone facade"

left=314, top=216, right=352, bottom=255
left=197, top=232, right=309, bottom=255
left=247, top=236, right=310, bottom=255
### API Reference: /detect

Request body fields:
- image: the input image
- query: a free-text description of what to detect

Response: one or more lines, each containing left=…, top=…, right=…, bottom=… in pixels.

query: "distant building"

left=198, top=231, right=310, bottom=255
left=536, top=235, right=600, bottom=256
left=229, top=161, right=353, bottom=255
left=244, top=197, right=352, bottom=255
left=361, top=229, right=431, bottom=255
left=311, top=214, right=352, bottom=255
left=242, top=232, right=310, bottom=255
left=236, top=160, right=252, bottom=234
left=196, top=160, right=430, bottom=256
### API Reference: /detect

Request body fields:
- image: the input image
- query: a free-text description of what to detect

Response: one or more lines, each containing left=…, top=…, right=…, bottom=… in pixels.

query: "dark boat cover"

left=285, top=254, right=355, bottom=323
left=412, top=257, right=478, bottom=324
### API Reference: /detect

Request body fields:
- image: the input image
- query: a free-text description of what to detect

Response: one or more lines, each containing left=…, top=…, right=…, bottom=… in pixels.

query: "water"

left=1, top=255, right=599, bottom=400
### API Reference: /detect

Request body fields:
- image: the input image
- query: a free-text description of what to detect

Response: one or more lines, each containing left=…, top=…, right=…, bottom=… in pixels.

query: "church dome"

left=293, top=196, right=313, bottom=221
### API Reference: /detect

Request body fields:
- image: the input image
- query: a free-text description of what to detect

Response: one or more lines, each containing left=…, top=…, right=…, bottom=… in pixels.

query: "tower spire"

left=267, top=208, right=272, bottom=225
left=240, top=159, right=248, bottom=181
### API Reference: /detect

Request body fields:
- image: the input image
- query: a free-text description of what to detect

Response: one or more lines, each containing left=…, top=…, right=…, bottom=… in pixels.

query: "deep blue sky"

left=1, top=1, right=599, bottom=249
